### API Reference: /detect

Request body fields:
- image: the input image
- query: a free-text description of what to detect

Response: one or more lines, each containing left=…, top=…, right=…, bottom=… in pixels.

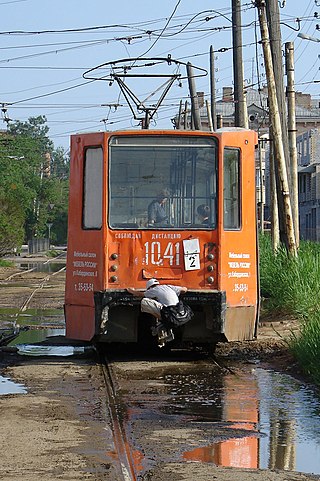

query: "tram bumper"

left=94, top=289, right=228, bottom=343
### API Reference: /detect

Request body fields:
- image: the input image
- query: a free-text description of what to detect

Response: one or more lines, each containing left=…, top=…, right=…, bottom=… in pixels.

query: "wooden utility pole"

left=209, top=46, right=217, bottom=131
left=265, top=0, right=291, bottom=246
left=285, top=41, right=299, bottom=248
left=256, top=0, right=297, bottom=256
left=232, top=0, right=248, bottom=128
left=186, top=62, right=202, bottom=130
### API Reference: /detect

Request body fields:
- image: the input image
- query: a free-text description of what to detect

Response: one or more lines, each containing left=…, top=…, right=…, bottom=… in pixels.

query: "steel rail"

left=100, top=356, right=137, bottom=481
left=1, top=251, right=66, bottom=282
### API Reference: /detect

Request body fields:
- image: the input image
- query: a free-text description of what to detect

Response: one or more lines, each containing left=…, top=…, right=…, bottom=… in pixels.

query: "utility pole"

left=232, top=0, right=248, bottom=128
left=209, top=46, right=217, bottom=131
left=285, top=41, right=299, bottom=248
left=187, top=63, right=202, bottom=130
left=256, top=0, right=297, bottom=256
left=206, top=100, right=214, bottom=131
left=176, top=100, right=183, bottom=130
left=258, top=140, right=265, bottom=232
left=265, top=0, right=290, bottom=171
left=265, top=0, right=292, bottom=245
left=183, top=101, right=188, bottom=130
left=269, top=132, right=280, bottom=250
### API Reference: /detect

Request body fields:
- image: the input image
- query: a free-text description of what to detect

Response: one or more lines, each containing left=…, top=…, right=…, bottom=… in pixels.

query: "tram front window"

left=109, top=135, right=217, bottom=229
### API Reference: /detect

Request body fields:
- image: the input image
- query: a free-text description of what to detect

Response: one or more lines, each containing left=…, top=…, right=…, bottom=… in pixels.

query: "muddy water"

left=0, top=307, right=64, bottom=327
left=9, top=327, right=66, bottom=345
left=15, top=262, right=65, bottom=273
left=112, top=358, right=320, bottom=476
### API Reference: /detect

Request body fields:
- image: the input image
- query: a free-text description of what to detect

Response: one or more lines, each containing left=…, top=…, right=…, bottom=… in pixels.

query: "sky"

left=0, top=0, right=319, bottom=153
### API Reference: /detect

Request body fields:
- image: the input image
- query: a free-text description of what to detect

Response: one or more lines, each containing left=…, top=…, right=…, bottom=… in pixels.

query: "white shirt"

left=144, top=284, right=181, bottom=306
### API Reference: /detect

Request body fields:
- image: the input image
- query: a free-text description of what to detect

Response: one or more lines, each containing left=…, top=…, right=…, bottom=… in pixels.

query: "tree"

left=0, top=134, right=40, bottom=254
left=0, top=116, right=69, bottom=254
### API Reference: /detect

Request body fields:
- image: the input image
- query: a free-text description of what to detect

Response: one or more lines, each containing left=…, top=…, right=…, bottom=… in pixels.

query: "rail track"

left=101, top=354, right=138, bottom=481
left=98, top=349, right=237, bottom=481
left=0, top=253, right=66, bottom=326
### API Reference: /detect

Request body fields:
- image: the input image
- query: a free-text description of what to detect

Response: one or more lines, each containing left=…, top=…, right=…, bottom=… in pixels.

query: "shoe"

left=157, top=329, right=174, bottom=347
left=151, top=320, right=165, bottom=337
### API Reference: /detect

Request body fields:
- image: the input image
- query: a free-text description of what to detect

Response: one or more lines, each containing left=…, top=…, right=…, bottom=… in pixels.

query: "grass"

left=290, top=313, right=320, bottom=386
left=46, top=249, right=59, bottom=258
left=259, top=233, right=320, bottom=385
left=0, top=259, right=14, bottom=267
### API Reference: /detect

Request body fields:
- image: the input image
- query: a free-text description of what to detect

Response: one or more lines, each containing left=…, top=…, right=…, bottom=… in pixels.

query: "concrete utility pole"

left=285, top=41, right=299, bottom=248
left=176, top=100, right=183, bottom=130
left=186, top=62, right=202, bottom=130
left=206, top=100, right=214, bottom=131
left=269, top=132, right=280, bottom=250
left=265, top=0, right=290, bottom=169
left=256, top=0, right=297, bottom=256
left=183, top=101, right=188, bottom=129
left=231, top=0, right=248, bottom=128
left=209, top=46, right=217, bottom=131
left=258, top=140, right=265, bottom=232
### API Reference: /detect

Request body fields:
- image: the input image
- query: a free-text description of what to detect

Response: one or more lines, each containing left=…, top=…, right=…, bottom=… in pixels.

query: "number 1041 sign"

left=183, top=238, right=200, bottom=271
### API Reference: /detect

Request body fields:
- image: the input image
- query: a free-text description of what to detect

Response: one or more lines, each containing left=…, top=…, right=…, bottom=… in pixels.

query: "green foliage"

left=0, top=116, right=69, bottom=255
left=46, top=249, right=59, bottom=258
left=259, top=233, right=320, bottom=385
left=259, top=234, right=320, bottom=319
left=0, top=259, right=14, bottom=267
left=8, top=115, right=54, bottom=154
left=290, top=313, right=320, bottom=385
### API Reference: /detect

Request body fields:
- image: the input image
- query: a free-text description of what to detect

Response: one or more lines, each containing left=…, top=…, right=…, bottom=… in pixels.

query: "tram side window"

left=223, top=148, right=241, bottom=230
left=83, top=147, right=103, bottom=229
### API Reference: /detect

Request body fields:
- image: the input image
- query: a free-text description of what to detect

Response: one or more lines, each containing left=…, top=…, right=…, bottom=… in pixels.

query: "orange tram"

left=64, top=128, right=259, bottom=348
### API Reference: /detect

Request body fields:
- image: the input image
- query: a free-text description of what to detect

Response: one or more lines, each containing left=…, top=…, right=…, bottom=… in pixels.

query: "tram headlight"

left=207, top=265, right=214, bottom=272
left=111, top=265, right=118, bottom=271
left=110, top=275, right=118, bottom=282
left=207, top=276, right=214, bottom=284
left=207, top=253, right=214, bottom=261
left=111, top=253, right=118, bottom=260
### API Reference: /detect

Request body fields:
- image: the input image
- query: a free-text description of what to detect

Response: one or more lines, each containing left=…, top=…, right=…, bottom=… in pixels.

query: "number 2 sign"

left=183, top=238, right=200, bottom=271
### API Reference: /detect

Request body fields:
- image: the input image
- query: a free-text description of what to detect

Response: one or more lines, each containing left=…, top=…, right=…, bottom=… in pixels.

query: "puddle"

left=16, top=344, right=88, bottom=357
left=0, top=308, right=65, bottom=327
left=0, top=375, right=27, bottom=395
left=9, top=327, right=66, bottom=345
left=176, top=367, right=320, bottom=474
left=15, top=262, right=65, bottom=273
left=118, top=361, right=320, bottom=476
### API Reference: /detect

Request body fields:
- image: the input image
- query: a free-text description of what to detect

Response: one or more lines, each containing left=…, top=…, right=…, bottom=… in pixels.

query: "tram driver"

left=147, top=189, right=170, bottom=226
left=197, top=204, right=210, bottom=224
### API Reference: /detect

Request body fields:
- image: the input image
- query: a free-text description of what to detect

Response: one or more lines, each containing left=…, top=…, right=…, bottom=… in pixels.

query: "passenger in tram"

left=127, top=278, right=192, bottom=347
left=147, top=189, right=170, bottom=226
left=197, top=204, right=210, bottom=224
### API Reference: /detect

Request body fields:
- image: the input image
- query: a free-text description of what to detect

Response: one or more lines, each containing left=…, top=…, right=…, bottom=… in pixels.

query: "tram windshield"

left=109, top=135, right=217, bottom=229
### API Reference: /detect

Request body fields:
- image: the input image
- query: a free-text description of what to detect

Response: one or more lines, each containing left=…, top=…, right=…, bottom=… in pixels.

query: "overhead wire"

left=1, top=3, right=318, bottom=144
